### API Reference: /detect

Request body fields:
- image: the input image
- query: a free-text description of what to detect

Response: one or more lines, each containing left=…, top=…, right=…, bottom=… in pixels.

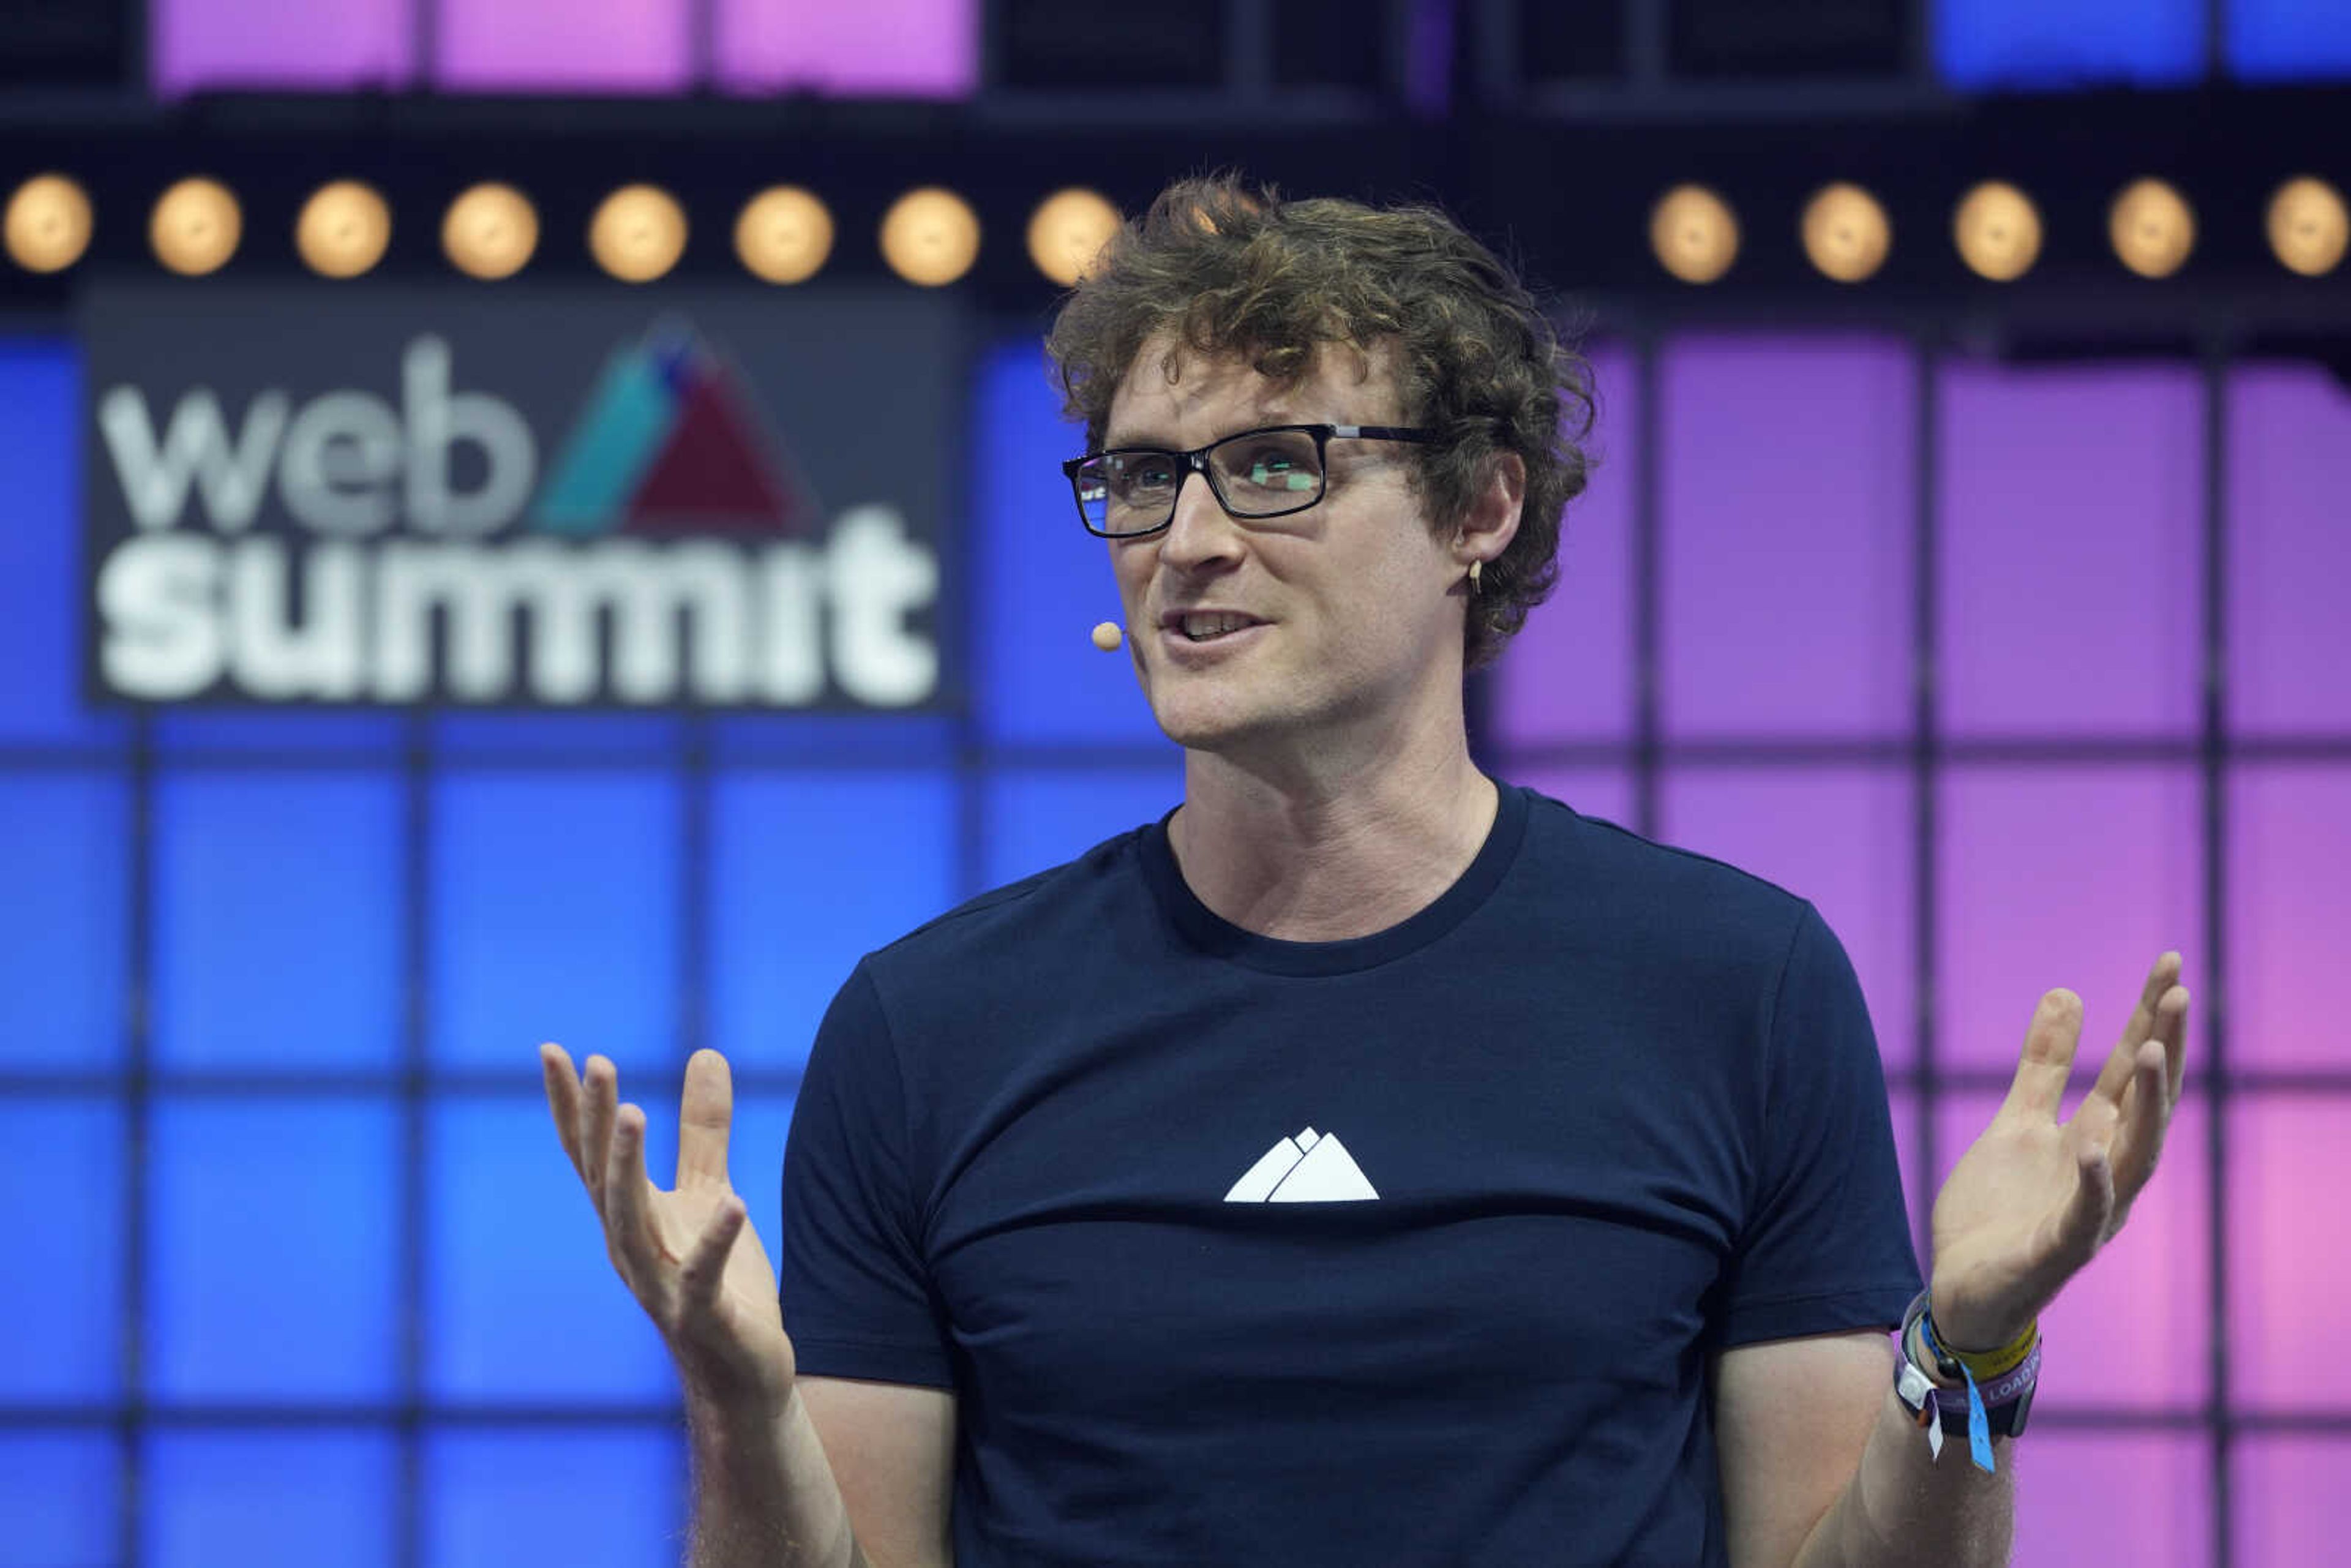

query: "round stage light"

left=151, top=177, right=241, bottom=277
left=880, top=187, right=980, bottom=287
left=296, top=179, right=391, bottom=279
left=2267, top=176, right=2348, bottom=278
left=443, top=182, right=539, bottom=280
left=735, top=186, right=834, bottom=284
left=590, top=184, right=688, bottom=283
left=2109, top=179, right=2195, bottom=279
left=1027, top=187, right=1120, bottom=287
left=1649, top=185, right=1739, bottom=285
left=1952, top=181, right=2042, bottom=282
left=1801, top=182, right=1889, bottom=283
left=4, top=173, right=92, bottom=273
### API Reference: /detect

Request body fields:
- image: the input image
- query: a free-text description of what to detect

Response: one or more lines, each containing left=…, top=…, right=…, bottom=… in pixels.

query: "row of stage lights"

left=0, top=176, right=1123, bottom=287
left=5, top=171, right=2348, bottom=286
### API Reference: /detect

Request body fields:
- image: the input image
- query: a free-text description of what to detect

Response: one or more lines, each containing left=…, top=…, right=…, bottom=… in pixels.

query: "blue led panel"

left=144, top=1429, right=396, bottom=1568
left=1935, top=0, right=2203, bottom=88
left=1, top=1099, right=122, bottom=1403
left=432, top=713, right=684, bottom=759
left=152, top=712, right=403, bottom=753
left=0, top=1433, right=116, bottom=1566
left=972, top=334, right=1168, bottom=748
left=709, top=770, right=958, bottom=1072
left=982, top=763, right=1185, bottom=888
left=430, top=770, right=679, bottom=1070
left=0, top=773, right=128, bottom=1073
left=147, top=1098, right=400, bottom=1402
left=426, top=1097, right=679, bottom=1402
left=732, top=1092, right=798, bottom=1270
left=423, top=1428, right=681, bottom=1568
left=2230, top=0, right=2351, bottom=80
left=0, top=339, right=126, bottom=747
left=152, top=769, right=404, bottom=1073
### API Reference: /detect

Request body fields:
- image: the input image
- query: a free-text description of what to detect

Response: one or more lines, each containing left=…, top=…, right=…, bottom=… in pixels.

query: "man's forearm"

left=687, top=1388, right=866, bottom=1568
left=1794, top=1386, right=2014, bottom=1568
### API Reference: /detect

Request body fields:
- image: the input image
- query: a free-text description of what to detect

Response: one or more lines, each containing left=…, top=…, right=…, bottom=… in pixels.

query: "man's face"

left=1103, top=336, right=1465, bottom=758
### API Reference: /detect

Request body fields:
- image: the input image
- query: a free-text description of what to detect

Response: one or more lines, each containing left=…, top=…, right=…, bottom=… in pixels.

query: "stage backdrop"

left=1, top=318, right=2345, bottom=1567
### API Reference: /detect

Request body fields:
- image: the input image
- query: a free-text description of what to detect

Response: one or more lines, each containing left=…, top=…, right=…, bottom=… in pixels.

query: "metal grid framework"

left=0, top=310, right=2345, bottom=1567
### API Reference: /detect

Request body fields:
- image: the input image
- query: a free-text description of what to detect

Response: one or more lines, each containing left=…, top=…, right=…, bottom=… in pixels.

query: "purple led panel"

left=2230, top=366, right=2351, bottom=733
left=2227, top=1097, right=2351, bottom=1410
left=1934, top=1090, right=2210, bottom=1411
left=435, top=0, right=691, bottom=92
left=1937, top=362, right=2202, bottom=737
left=2236, top=1437, right=2351, bottom=1568
left=2011, top=1434, right=2210, bottom=1568
left=1659, top=767, right=1915, bottom=1070
left=1660, top=336, right=1914, bottom=738
left=1490, top=344, right=1635, bottom=746
left=153, top=0, right=415, bottom=96
left=2227, top=767, right=2350, bottom=1070
left=714, top=0, right=978, bottom=96
left=1513, top=765, right=1636, bottom=832
left=1937, top=765, right=2202, bottom=1073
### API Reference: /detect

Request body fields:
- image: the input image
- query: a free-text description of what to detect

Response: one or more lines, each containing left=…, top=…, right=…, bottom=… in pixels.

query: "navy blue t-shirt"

left=779, top=784, right=1921, bottom=1566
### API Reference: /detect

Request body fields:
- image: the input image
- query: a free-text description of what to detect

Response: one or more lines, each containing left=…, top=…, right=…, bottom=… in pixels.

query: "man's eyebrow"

left=1101, top=415, right=1297, bottom=450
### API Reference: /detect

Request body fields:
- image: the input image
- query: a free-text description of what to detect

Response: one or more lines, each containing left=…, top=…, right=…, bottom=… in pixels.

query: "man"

left=540, top=174, right=2190, bottom=1567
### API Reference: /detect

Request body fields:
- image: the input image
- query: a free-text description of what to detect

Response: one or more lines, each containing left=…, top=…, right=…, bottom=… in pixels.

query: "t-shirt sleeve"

left=1714, top=902, right=1923, bottom=1349
left=777, top=959, right=956, bottom=1389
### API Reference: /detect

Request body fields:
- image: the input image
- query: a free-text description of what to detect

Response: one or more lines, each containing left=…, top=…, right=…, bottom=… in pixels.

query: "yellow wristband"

left=1939, top=1318, right=2039, bottom=1381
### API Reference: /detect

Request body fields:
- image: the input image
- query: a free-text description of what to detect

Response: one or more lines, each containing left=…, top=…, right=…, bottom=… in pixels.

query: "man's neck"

left=1168, top=723, right=1499, bottom=943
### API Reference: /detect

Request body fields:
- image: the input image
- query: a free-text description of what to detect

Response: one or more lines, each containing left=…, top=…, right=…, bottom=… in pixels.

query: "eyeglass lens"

left=1074, top=428, right=1324, bottom=536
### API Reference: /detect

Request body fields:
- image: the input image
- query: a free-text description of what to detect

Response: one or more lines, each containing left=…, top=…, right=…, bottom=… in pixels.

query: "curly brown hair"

left=1044, top=172, right=1595, bottom=670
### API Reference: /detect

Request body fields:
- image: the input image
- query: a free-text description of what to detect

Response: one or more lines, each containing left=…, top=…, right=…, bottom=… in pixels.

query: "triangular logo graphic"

left=1223, top=1126, right=1379, bottom=1203
left=531, top=319, right=819, bottom=539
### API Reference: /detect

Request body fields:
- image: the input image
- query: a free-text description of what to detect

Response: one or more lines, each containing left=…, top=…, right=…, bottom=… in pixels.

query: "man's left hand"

left=1927, top=952, right=2191, bottom=1351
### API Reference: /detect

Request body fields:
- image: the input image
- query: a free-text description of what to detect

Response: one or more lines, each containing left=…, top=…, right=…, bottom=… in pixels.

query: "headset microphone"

left=1092, top=621, right=1125, bottom=652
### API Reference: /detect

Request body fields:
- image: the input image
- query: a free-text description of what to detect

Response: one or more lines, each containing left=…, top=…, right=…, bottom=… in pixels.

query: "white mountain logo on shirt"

left=1223, top=1127, right=1379, bottom=1202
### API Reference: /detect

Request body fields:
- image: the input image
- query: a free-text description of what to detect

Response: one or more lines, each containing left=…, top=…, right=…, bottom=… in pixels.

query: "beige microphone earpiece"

left=1092, top=621, right=1125, bottom=651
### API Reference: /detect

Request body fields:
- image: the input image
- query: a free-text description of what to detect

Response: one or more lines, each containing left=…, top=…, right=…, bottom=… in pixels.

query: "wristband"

left=1894, top=1290, right=2042, bottom=1471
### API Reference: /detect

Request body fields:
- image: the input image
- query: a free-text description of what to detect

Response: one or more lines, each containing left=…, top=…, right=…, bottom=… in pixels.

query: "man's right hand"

left=541, top=1043, right=797, bottom=1415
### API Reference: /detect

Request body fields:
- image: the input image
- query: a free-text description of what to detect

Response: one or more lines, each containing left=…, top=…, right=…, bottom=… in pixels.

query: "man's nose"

left=1157, top=463, right=1242, bottom=569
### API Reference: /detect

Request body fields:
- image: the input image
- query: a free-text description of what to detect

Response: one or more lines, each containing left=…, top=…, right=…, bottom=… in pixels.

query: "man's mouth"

left=1166, top=611, right=1263, bottom=643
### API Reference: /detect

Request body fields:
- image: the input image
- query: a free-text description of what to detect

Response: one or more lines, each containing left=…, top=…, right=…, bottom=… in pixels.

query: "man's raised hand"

left=541, top=1043, right=798, bottom=1414
left=1927, top=951, right=2191, bottom=1351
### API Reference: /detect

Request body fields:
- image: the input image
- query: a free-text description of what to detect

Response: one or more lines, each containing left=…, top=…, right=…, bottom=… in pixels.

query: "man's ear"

left=1455, top=449, right=1526, bottom=571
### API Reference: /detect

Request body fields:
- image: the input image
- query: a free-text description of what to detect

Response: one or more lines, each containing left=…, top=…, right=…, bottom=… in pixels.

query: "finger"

left=2052, top=1141, right=2117, bottom=1270
left=2107, top=1037, right=2175, bottom=1210
left=581, top=1056, right=618, bottom=1209
left=539, top=1043, right=587, bottom=1184
left=679, top=1196, right=747, bottom=1317
left=677, top=1049, right=735, bottom=1193
left=2090, top=953, right=2184, bottom=1106
left=2000, top=989, right=2085, bottom=1123
left=2154, top=981, right=2191, bottom=1105
left=604, top=1103, right=671, bottom=1294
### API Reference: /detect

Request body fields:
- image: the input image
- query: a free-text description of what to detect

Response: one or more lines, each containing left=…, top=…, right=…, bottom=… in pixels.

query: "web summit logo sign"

left=83, top=289, right=951, bottom=710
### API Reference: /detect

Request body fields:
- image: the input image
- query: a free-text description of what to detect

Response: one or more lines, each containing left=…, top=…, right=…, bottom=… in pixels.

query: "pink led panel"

left=1659, top=336, right=1914, bottom=738
left=1659, top=767, right=1915, bottom=1070
left=2226, top=1097, right=2351, bottom=1409
left=2230, top=365, right=2351, bottom=732
left=2011, top=1433, right=2209, bottom=1568
left=1490, top=344, right=1636, bottom=745
left=1937, top=362, right=2202, bottom=737
left=1934, top=1090, right=2210, bottom=1411
left=1937, top=765, right=2202, bottom=1073
left=2235, top=1437, right=2351, bottom=1568
left=153, top=0, right=415, bottom=97
left=2227, top=767, right=2351, bottom=1070
left=714, top=0, right=978, bottom=96
left=1513, top=766, right=1636, bottom=832
left=435, top=0, right=692, bottom=92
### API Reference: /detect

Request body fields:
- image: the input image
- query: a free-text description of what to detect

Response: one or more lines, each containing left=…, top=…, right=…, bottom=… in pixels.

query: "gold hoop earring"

left=1468, top=560, right=1483, bottom=595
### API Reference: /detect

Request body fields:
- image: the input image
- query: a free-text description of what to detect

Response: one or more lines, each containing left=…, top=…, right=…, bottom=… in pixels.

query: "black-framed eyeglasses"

left=1061, top=423, right=1440, bottom=539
